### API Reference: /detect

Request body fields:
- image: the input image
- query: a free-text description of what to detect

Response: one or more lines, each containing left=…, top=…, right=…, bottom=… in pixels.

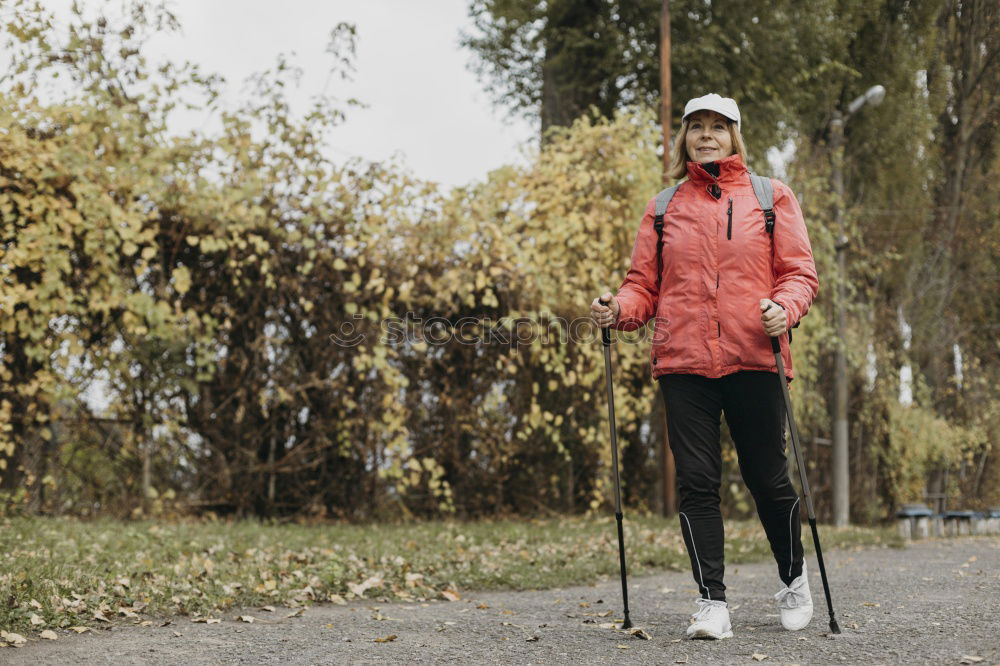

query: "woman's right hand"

left=590, top=292, right=620, bottom=328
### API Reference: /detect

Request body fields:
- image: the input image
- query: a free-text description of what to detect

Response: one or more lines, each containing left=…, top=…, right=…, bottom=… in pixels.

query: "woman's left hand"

left=759, top=298, right=787, bottom=337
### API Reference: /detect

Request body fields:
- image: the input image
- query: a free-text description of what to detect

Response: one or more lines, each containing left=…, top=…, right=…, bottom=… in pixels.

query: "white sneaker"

left=686, top=598, right=733, bottom=639
left=775, top=561, right=814, bottom=630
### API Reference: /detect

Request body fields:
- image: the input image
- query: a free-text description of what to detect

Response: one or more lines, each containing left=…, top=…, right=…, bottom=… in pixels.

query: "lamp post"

left=830, top=84, right=885, bottom=527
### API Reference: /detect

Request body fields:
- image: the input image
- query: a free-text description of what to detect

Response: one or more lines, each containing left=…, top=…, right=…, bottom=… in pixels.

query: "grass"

left=0, top=515, right=901, bottom=637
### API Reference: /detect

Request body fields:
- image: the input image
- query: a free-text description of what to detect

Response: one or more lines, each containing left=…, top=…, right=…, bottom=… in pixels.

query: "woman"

left=590, top=94, right=819, bottom=640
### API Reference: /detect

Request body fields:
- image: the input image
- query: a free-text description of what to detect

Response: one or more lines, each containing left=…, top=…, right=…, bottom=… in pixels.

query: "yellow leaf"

left=172, top=265, right=191, bottom=295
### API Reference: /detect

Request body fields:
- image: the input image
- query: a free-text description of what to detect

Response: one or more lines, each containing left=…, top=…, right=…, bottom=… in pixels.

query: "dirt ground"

left=7, top=537, right=999, bottom=665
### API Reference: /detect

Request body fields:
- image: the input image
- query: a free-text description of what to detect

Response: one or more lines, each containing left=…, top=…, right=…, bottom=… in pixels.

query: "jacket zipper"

left=721, top=197, right=730, bottom=340
left=726, top=197, right=733, bottom=240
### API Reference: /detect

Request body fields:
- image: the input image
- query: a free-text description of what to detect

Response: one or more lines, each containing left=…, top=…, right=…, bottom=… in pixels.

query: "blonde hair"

left=666, top=116, right=748, bottom=181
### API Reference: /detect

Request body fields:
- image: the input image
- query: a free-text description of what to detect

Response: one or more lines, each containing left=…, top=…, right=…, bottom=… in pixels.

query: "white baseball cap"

left=682, top=93, right=741, bottom=130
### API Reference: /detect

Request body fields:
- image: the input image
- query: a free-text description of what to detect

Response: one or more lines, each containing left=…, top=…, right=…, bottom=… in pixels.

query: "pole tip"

left=621, top=616, right=633, bottom=630
left=829, top=618, right=842, bottom=634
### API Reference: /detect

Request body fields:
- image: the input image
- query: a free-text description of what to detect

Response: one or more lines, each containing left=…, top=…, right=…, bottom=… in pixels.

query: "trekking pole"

left=599, top=297, right=633, bottom=630
left=770, top=335, right=842, bottom=635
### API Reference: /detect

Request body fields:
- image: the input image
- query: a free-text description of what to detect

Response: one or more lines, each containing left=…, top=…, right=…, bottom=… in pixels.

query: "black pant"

left=658, top=371, right=804, bottom=602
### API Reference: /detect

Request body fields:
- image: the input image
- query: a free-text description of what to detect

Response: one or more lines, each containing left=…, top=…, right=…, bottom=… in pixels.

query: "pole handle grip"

left=599, top=296, right=612, bottom=346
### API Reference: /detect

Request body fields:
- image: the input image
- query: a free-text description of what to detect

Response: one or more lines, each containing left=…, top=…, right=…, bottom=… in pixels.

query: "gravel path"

left=8, top=537, right=999, bottom=665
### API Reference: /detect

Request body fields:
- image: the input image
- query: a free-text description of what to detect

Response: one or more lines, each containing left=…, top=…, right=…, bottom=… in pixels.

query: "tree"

left=463, top=1, right=889, bottom=159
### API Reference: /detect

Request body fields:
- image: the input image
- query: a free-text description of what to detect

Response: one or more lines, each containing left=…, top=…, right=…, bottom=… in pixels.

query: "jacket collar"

left=685, top=153, right=749, bottom=186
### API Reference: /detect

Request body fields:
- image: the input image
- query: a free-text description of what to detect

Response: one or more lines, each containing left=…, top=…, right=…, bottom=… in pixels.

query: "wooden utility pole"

left=660, top=1, right=672, bottom=183
left=659, top=0, right=677, bottom=516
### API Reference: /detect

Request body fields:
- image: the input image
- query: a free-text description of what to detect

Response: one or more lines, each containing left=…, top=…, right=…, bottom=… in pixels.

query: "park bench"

left=897, top=505, right=1000, bottom=539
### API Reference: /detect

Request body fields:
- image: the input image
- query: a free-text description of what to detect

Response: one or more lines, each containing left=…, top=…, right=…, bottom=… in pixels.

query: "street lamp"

left=830, top=84, right=885, bottom=527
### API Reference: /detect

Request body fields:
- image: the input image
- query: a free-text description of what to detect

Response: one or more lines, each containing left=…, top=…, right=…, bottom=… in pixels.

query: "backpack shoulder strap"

left=653, top=183, right=682, bottom=227
left=651, top=183, right=681, bottom=308
left=749, top=172, right=797, bottom=343
left=749, top=172, right=777, bottom=234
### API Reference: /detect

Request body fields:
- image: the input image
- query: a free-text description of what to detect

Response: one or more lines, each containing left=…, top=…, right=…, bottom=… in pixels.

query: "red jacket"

left=613, top=153, right=818, bottom=380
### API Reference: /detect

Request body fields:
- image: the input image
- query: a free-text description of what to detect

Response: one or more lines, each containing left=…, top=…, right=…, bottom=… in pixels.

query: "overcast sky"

left=41, top=0, right=538, bottom=190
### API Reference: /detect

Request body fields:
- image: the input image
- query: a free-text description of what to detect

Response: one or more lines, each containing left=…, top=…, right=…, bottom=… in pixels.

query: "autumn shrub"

left=0, top=1, right=995, bottom=523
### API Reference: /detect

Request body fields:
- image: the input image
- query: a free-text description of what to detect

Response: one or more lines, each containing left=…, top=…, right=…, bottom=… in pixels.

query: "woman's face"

left=684, top=110, right=734, bottom=164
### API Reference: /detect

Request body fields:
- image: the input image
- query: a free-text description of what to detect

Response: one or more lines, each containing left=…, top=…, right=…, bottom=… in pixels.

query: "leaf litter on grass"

left=0, top=516, right=900, bottom=638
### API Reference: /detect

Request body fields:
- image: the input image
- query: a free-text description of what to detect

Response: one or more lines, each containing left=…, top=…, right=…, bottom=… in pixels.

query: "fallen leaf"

left=961, top=657, right=985, bottom=665
left=347, top=576, right=384, bottom=598
left=29, top=613, right=44, bottom=626
left=627, top=627, right=652, bottom=640
left=441, top=588, right=461, bottom=602
left=286, top=608, right=305, bottom=618
left=92, top=611, right=110, bottom=623
left=139, top=621, right=153, bottom=627
left=1, top=631, right=26, bottom=647
left=373, top=634, right=398, bottom=643
left=752, top=654, right=768, bottom=662
left=525, top=636, right=539, bottom=642
left=28, top=600, right=42, bottom=609
left=260, top=606, right=276, bottom=613
left=616, top=644, right=630, bottom=650
left=598, top=622, right=617, bottom=629
left=69, top=627, right=92, bottom=634
left=862, top=602, right=880, bottom=607
left=39, top=630, right=58, bottom=641
left=579, top=602, right=591, bottom=608
left=238, top=616, right=255, bottom=623
left=206, top=618, right=222, bottom=624
left=172, top=631, right=182, bottom=638
left=597, top=610, right=612, bottom=617
left=329, top=594, right=347, bottom=605
left=501, top=610, right=515, bottom=615
left=675, top=657, right=689, bottom=664
left=476, top=603, right=490, bottom=609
